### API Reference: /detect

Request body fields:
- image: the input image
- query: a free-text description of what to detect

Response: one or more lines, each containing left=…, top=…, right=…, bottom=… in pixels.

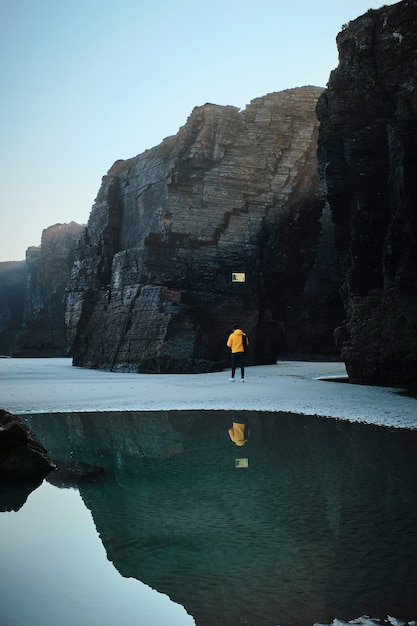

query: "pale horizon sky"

left=0, top=0, right=399, bottom=262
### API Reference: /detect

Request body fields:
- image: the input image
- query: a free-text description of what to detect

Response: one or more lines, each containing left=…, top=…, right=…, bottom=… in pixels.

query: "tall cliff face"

left=317, top=0, right=417, bottom=386
left=14, top=222, right=84, bottom=357
left=66, top=86, right=344, bottom=373
left=0, top=261, right=26, bottom=355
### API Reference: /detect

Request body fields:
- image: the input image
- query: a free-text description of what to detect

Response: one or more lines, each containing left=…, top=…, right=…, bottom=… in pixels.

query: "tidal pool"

left=1, top=410, right=416, bottom=626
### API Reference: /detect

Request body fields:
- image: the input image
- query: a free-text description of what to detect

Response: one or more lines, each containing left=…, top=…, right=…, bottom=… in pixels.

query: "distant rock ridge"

left=13, top=221, right=84, bottom=357
left=65, top=86, right=344, bottom=373
left=317, top=0, right=417, bottom=385
left=0, top=261, right=26, bottom=355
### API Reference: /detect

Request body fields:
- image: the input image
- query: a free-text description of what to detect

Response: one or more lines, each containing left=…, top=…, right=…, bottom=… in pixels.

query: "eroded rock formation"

left=317, top=0, right=417, bottom=385
left=14, top=221, right=84, bottom=357
left=66, top=87, right=344, bottom=373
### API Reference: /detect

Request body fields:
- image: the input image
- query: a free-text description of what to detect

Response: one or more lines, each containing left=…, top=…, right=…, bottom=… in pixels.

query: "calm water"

left=1, top=410, right=417, bottom=626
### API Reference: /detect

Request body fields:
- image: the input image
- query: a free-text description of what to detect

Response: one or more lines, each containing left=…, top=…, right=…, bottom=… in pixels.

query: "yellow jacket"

left=228, top=422, right=250, bottom=446
left=227, top=328, right=248, bottom=353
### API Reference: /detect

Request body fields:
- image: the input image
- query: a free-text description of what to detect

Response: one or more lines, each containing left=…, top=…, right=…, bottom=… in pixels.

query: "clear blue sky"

left=0, top=0, right=398, bottom=261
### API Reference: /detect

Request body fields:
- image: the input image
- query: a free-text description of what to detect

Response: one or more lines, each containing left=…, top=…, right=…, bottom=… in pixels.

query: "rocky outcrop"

left=317, top=1, right=417, bottom=385
left=66, top=87, right=344, bottom=373
left=0, top=261, right=26, bottom=356
left=0, top=409, right=55, bottom=484
left=14, top=222, right=84, bottom=357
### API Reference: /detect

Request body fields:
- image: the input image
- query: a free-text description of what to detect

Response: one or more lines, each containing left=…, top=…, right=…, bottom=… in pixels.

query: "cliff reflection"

left=24, top=410, right=417, bottom=626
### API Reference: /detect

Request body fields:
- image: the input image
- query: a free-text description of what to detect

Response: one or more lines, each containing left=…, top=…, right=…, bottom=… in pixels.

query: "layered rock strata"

left=317, top=0, right=417, bottom=385
left=14, top=222, right=84, bottom=357
left=66, top=86, right=343, bottom=373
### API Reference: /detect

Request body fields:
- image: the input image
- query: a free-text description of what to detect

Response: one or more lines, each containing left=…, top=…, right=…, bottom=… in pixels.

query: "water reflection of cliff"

left=25, top=411, right=417, bottom=626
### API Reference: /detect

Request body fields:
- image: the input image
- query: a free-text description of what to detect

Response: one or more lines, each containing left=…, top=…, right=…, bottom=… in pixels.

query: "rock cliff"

left=317, top=0, right=417, bottom=385
left=66, top=86, right=344, bottom=373
left=14, top=222, right=84, bottom=357
left=0, top=261, right=26, bottom=355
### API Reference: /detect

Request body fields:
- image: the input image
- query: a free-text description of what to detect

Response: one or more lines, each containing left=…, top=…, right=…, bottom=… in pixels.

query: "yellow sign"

left=232, top=272, right=246, bottom=283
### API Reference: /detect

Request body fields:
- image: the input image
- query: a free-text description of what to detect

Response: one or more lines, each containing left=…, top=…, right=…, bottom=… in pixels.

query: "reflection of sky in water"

left=0, top=481, right=194, bottom=626
left=1, top=410, right=417, bottom=626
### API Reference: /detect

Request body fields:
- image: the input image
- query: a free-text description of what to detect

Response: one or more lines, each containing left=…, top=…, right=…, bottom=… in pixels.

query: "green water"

left=1, top=410, right=416, bottom=626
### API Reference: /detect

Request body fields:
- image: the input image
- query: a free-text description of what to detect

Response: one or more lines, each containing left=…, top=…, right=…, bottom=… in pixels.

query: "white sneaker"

left=228, top=377, right=235, bottom=382
left=240, top=378, right=245, bottom=382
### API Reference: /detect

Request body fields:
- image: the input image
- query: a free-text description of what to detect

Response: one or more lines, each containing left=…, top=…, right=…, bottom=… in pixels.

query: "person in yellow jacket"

left=226, top=324, right=249, bottom=382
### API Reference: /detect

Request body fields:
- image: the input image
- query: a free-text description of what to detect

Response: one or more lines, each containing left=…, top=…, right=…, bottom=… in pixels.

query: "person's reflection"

left=228, top=412, right=250, bottom=447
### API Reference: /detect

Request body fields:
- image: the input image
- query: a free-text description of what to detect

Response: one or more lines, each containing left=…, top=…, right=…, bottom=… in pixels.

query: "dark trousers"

left=231, top=352, right=245, bottom=379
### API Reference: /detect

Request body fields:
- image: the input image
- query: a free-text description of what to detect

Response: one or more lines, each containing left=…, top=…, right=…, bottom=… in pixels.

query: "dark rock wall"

left=0, top=261, right=26, bottom=355
left=66, top=87, right=343, bottom=373
left=14, top=222, right=84, bottom=357
left=317, top=0, right=417, bottom=385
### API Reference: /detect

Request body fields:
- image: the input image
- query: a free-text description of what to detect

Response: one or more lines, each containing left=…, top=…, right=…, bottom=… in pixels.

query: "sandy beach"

left=1, top=358, right=416, bottom=430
